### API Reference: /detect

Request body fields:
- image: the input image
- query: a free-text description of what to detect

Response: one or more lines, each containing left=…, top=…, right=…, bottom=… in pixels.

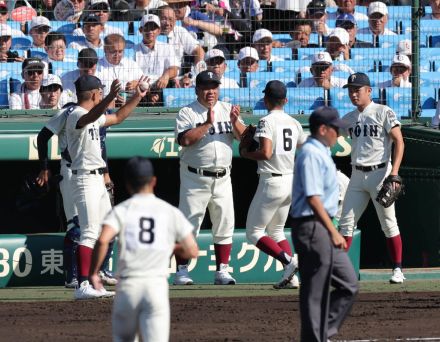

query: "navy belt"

left=188, top=166, right=227, bottom=178
left=272, top=173, right=282, bottom=177
left=354, top=162, right=386, bottom=172
left=72, top=168, right=105, bottom=175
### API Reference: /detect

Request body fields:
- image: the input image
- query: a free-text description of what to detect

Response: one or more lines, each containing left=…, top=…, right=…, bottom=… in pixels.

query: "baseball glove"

left=376, top=175, right=404, bottom=208
left=239, top=124, right=258, bottom=156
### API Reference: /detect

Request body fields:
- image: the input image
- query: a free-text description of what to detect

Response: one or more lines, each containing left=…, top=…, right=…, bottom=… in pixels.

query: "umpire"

left=289, top=107, right=358, bottom=342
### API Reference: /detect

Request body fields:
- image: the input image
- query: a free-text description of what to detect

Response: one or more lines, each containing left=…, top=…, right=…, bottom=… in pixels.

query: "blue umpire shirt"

left=290, top=136, right=339, bottom=218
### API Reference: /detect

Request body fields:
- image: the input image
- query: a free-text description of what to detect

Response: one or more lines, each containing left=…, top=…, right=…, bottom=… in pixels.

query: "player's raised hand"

left=206, top=106, right=215, bottom=125
left=109, top=79, right=122, bottom=98
left=230, top=105, right=241, bottom=124
left=135, top=76, right=151, bottom=98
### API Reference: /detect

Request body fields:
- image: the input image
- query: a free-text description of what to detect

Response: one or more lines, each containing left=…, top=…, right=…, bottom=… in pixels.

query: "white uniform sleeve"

left=383, top=106, right=401, bottom=133
left=295, top=120, right=307, bottom=145
left=102, top=206, right=124, bottom=235
left=173, top=207, right=194, bottom=242
left=98, top=114, right=107, bottom=128
left=46, top=109, right=68, bottom=135
left=181, top=29, right=200, bottom=56
left=175, top=107, right=194, bottom=135
left=254, top=117, right=273, bottom=141
left=8, top=93, right=22, bottom=109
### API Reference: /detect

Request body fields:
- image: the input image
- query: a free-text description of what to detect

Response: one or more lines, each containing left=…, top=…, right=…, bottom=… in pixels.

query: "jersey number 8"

left=139, top=217, right=155, bottom=244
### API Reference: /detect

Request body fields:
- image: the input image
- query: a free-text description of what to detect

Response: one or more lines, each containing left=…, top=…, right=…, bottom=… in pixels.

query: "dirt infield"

left=1, top=291, right=440, bottom=341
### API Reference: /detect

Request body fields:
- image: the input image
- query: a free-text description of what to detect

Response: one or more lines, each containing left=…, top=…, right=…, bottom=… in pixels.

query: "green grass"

left=0, top=280, right=439, bottom=302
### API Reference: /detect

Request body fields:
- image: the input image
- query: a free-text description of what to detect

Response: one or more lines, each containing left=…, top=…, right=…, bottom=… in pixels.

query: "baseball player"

left=174, top=70, right=246, bottom=285
left=290, top=106, right=358, bottom=342
left=339, top=72, right=405, bottom=284
left=240, top=80, right=306, bottom=289
left=89, top=157, right=199, bottom=342
left=67, top=74, right=150, bottom=299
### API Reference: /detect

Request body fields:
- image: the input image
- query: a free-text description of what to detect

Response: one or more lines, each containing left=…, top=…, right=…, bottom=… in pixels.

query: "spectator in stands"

left=336, top=13, right=374, bottom=48
left=424, top=0, right=440, bottom=19
left=290, top=19, right=319, bottom=48
left=0, top=24, right=24, bottom=63
left=73, top=0, right=124, bottom=37
left=396, top=39, right=411, bottom=60
left=69, top=0, right=87, bottom=23
left=159, top=5, right=205, bottom=74
left=130, top=0, right=168, bottom=20
left=377, top=54, right=412, bottom=88
left=0, top=1, right=25, bottom=37
left=252, top=29, right=284, bottom=64
left=69, top=14, right=105, bottom=51
left=9, top=58, right=44, bottom=109
left=134, top=14, right=179, bottom=90
left=298, top=51, right=347, bottom=89
left=39, top=74, right=63, bottom=109
left=325, top=27, right=350, bottom=61
left=238, top=46, right=259, bottom=87
left=61, top=48, right=99, bottom=103
left=205, top=49, right=239, bottom=88
left=96, top=34, right=144, bottom=103
left=179, top=73, right=193, bottom=87
left=327, top=0, right=368, bottom=21
left=28, top=16, right=51, bottom=48
left=358, top=1, right=397, bottom=36
left=44, top=32, right=69, bottom=62
left=306, top=0, right=330, bottom=39
left=34, top=0, right=57, bottom=20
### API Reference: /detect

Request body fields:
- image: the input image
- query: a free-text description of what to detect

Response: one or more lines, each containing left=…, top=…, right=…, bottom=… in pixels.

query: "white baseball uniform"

left=246, top=110, right=306, bottom=245
left=339, top=101, right=401, bottom=238
left=335, top=170, right=350, bottom=221
left=45, top=105, right=78, bottom=226
left=103, top=193, right=193, bottom=342
left=175, top=100, right=240, bottom=244
left=66, top=107, right=111, bottom=248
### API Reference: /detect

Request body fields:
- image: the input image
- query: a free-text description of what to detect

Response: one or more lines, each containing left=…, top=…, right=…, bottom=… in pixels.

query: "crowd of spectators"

left=0, top=0, right=435, bottom=112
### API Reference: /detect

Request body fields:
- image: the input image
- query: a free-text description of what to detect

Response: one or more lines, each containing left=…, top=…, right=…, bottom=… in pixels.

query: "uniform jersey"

left=343, top=101, right=400, bottom=167
left=103, top=193, right=193, bottom=278
left=254, top=110, right=306, bottom=175
left=175, top=100, right=240, bottom=169
left=66, top=106, right=107, bottom=171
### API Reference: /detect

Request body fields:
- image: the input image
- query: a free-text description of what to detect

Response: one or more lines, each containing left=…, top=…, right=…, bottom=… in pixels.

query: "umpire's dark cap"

left=263, top=80, right=287, bottom=100
left=75, top=75, right=104, bottom=93
left=309, top=106, right=349, bottom=129
left=78, top=48, right=98, bottom=67
left=343, top=72, right=371, bottom=88
left=125, top=157, right=154, bottom=185
left=196, top=71, right=221, bottom=87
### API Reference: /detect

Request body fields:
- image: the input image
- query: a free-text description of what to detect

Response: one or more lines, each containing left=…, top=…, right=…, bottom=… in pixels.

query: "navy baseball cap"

left=336, top=13, right=356, bottom=29
left=309, top=106, right=349, bottom=129
left=22, top=57, right=45, bottom=71
left=74, top=75, right=104, bottom=92
left=125, top=156, right=155, bottom=185
left=196, top=71, right=221, bottom=87
left=307, top=0, right=326, bottom=16
left=83, top=14, right=102, bottom=25
left=262, top=80, right=287, bottom=100
left=343, top=72, right=371, bottom=88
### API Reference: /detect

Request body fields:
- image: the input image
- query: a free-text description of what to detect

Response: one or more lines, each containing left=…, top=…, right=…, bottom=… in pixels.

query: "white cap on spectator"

left=0, top=24, right=12, bottom=37
left=30, top=16, right=51, bottom=31
left=140, top=14, right=161, bottom=28
left=90, top=0, right=109, bottom=7
left=205, top=49, right=225, bottom=61
left=252, top=28, right=273, bottom=43
left=239, top=47, right=259, bottom=61
left=391, top=54, right=411, bottom=69
left=312, top=51, right=333, bottom=65
left=329, top=27, right=349, bottom=45
left=42, top=74, right=63, bottom=90
left=396, top=39, right=411, bottom=55
left=368, top=1, right=388, bottom=16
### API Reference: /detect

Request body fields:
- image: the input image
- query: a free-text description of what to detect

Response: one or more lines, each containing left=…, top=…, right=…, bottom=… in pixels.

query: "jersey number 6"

left=139, top=217, right=155, bottom=244
left=283, top=128, right=293, bottom=151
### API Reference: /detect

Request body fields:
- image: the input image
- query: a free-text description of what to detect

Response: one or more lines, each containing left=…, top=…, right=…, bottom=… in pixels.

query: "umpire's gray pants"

left=291, top=217, right=359, bottom=342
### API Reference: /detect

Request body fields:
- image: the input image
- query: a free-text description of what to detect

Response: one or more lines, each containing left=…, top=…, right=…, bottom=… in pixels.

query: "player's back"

left=256, top=110, right=305, bottom=175
left=104, top=193, right=193, bottom=279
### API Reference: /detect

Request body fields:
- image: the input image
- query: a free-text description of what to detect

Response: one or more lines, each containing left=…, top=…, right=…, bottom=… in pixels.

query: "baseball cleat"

left=98, top=288, right=115, bottom=298
left=273, top=274, right=300, bottom=290
left=274, top=255, right=298, bottom=289
left=390, top=267, right=405, bottom=284
left=65, top=277, right=78, bottom=289
left=99, top=270, right=118, bottom=286
left=214, top=263, right=236, bottom=285
left=173, top=265, right=194, bottom=285
left=74, top=281, right=106, bottom=300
